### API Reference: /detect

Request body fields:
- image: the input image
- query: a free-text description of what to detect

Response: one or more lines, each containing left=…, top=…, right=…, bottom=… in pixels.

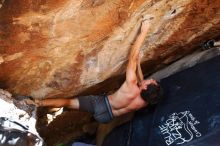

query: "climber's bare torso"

left=109, top=79, right=157, bottom=116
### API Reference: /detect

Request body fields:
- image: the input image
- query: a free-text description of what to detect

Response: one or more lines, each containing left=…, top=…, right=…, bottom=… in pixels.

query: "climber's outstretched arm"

left=126, top=20, right=151, bottom=85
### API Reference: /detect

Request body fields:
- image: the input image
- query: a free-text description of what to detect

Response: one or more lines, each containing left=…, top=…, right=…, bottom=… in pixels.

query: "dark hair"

left=140, top=83, right=163, bottom=105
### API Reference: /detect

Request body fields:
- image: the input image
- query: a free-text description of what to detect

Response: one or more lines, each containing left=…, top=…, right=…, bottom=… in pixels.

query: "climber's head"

left=139, top=80, right=163, bottom=104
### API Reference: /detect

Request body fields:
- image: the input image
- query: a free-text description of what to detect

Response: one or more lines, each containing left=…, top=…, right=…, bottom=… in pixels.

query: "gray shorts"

left=78, top=95, right=113, bottom=123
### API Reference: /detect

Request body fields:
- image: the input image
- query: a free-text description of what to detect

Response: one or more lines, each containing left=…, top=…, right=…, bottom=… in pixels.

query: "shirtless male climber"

left=26, top=20, right=163, bottom=123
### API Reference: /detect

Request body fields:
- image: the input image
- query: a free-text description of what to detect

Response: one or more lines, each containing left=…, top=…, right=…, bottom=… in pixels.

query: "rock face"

left=1, top=0, right=220, bottom=145
left=0, top=0, right=220, bottom=99
left=0, top=89, right=44, bottom=145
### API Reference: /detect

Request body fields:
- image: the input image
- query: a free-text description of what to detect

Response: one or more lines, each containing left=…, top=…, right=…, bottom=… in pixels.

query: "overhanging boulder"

left=0, top=0, right=220, bottom=99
